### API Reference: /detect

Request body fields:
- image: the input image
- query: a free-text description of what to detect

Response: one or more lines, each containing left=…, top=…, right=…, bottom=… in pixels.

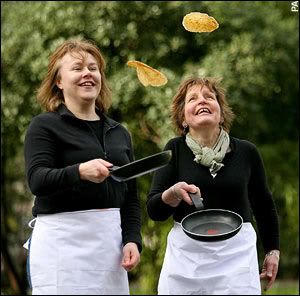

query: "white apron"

left=24, top=209, right=129, bottom=295
left=158, top=222, right=261, bottom=295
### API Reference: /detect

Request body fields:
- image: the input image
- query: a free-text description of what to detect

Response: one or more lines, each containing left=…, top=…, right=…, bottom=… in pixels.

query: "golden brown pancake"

left=127, top=60, right=168, bottom=87
left=182, top=12, right=219, bottom=33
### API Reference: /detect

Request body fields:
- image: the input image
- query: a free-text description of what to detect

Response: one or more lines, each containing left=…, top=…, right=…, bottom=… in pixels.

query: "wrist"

left=161, top=186, right=180, bottom=207
left=78, top=163, right=88, bottom=181
left=265, top=250, right=280, bottom=259
left=171, top=185, right=182, bottom=201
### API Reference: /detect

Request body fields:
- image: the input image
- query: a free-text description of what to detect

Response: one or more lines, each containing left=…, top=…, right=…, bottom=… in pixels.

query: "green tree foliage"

left=1, top=1, right=298, bottom=294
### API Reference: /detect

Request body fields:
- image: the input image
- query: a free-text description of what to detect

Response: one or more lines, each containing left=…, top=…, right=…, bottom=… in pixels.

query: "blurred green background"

left=1, top=1, right=299, bottom=295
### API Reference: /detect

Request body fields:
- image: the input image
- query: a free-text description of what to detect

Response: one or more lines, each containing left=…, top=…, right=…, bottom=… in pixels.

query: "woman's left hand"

left=260, top=250, right=280, bottom=291
left=121, top=242, right=140, bottom=272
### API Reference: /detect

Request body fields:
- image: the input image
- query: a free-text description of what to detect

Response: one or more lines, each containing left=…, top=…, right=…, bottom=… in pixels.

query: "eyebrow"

left=202, top=90, right=216, bottom=97
left=186, top=92, right=197, bottom=98
left=72, top=60, right=97, bottom=65
left=187, top=90, right=216, bottom=97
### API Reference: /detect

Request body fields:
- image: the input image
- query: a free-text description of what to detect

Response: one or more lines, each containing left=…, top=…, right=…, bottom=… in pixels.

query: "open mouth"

left=79, top=81, right=95, bottom=87
left=196, top=107, right=211, bottom=115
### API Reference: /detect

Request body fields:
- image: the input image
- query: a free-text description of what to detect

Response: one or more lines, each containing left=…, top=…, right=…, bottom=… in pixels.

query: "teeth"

left=81, top=82, right=93, bottom=86
left=198, top=108, right=210, bottom=114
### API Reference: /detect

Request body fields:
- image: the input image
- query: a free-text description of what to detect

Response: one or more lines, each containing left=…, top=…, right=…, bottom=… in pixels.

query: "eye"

left=188, top=96, right=197, bottom=102
left=205, top=95, right=216, bottom=100
left=89, top=67, right=98, bottom=71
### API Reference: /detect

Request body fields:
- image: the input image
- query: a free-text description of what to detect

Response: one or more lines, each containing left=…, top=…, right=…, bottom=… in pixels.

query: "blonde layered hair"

left=37, top=39, right=112, bottom=113
left=171, top=77, right=235, bottom=135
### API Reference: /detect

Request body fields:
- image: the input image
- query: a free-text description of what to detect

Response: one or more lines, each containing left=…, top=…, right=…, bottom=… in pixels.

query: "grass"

left=263, top=279, right=299, bottom=295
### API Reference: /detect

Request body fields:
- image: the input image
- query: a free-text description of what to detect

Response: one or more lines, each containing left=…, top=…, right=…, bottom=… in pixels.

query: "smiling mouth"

left=79, top=81, right=95, bottom=87
left=196, top=108, right=211, bottom=115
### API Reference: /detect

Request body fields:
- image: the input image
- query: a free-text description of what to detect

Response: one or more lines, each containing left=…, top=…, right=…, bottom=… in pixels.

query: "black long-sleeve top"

left=147, top=136, right=279, bottom=253
left=24, top=104, right=142, bottom=252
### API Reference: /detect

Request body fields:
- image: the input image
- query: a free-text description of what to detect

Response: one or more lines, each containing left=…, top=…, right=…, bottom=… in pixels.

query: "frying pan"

left=181, top=193, right=243, bottom=242
left=109, top=150, right=172, bottom=182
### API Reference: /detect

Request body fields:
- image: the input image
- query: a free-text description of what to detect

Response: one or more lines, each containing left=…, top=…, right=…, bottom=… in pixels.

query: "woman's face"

left=56, top=52, right=101, bottom=104
left=184, top=84, right=223, bottom=131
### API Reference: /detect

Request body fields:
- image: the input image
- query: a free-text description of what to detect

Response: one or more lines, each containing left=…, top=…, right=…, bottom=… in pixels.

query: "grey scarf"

left=185, top=129, right=230, bottom=178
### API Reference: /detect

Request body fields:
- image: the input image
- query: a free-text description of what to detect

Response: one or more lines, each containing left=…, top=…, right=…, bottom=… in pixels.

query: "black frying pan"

left=181, top=193, right=243, bottom=242
left=109, top=150, right=172, bottom=182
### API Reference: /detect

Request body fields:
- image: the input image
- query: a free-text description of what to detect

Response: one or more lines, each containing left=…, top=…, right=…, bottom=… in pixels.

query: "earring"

left=182, top=122, right=188, bottom=134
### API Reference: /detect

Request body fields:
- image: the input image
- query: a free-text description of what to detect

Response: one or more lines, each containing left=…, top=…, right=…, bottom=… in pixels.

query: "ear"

left=220, top=113, right=224, bottom=124
left=56, top=80, right=62, bottom=90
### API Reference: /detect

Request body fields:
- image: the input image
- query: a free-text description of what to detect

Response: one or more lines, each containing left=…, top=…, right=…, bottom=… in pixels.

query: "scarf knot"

left=185, top=129, right=230, bottom=177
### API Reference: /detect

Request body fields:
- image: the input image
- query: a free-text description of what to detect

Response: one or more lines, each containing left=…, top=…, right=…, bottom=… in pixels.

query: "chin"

left=195, top=119, right=214, bottom=125
left=193, top=121, right=217, bottom=129
left=81, top=97, right=97, bottom=103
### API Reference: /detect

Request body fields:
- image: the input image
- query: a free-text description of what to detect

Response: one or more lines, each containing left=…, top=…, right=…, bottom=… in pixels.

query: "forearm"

left=147, top=192, right=175, bottom=221
left=121, top=183, right=142, bottom=252
left=27, top=164, right=80, bottom=195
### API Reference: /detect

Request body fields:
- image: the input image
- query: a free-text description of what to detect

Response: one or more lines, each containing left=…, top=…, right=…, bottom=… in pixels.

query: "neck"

left=64, top=100, right=99, bottom=120
left=189, top=126, right=221, bottom=148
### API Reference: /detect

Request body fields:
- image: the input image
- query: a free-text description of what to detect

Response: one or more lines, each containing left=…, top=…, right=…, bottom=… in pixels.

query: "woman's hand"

left=260, top=250, right=280, bottom=291
left=79, top=158, right=113, bottom=183
left=121, top=242, right=140, bottom=272
left=162, top=181, right=201, bottom=207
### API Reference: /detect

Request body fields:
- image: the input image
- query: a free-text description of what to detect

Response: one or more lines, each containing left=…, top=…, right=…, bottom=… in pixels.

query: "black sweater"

left=24, top=104, right=142, bottom=251
left=147, top=136, right=279, bottom=253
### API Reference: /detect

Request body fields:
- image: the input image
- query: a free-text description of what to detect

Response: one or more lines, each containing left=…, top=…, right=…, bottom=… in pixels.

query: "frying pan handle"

left=189, top=192, right=204, bottom=210
left=108, top=166, right=119, bottom=172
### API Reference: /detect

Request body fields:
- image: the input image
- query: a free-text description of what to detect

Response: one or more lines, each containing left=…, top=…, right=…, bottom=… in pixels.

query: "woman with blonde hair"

left=24, top=39, right=142, bottom=295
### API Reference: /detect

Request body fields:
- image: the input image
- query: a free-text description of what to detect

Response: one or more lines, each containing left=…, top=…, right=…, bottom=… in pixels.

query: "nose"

left=196, top=95, right=206, bottom=104
left=82, top=67, right=92, bottom=77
